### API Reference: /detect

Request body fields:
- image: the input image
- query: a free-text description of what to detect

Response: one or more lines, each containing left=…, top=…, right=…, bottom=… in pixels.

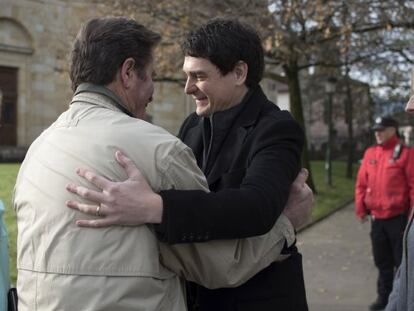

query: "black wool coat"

left=158, top=86, right=308, bottom=310
left=158, top=86, right=304, bottom=243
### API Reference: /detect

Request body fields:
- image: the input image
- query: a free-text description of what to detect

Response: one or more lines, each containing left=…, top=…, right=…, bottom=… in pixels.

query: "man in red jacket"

left=355, top=116, right=414, bottom=310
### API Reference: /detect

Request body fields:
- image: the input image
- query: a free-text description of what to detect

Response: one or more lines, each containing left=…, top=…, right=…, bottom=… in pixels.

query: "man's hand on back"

left=66, top=151, right=163, bottom=227
left=283, top=168, right=314, bottom=229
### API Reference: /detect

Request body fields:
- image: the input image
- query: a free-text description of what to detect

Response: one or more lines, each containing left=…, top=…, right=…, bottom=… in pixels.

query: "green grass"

left=310, top=161, right=358, bottom=222
left=1, top=160, right=357, bottom=285
left=1, top=163, right=19, bottom=285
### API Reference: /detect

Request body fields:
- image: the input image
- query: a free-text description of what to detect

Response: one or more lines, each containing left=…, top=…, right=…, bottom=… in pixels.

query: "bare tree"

left=260, top=0, right=414, bottom=186
left=97, top=0, right=414, bottom=190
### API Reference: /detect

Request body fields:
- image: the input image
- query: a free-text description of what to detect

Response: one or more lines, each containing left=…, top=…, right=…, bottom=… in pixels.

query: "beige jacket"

left=14, top=84, right=294, bottom=311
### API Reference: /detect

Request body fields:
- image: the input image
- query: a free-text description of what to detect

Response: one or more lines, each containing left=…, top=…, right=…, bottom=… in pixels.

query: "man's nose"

left=184, top=78, right=196, bottom=94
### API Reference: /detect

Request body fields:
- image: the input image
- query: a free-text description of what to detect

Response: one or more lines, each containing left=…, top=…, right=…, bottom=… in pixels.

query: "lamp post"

left=324, top=77, right=337, bottom=186
left=0, top=89, right=3, bottom=127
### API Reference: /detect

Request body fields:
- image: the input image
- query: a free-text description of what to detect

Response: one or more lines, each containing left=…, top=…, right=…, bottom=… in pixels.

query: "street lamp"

left=324, top=77, right=337, bottom=186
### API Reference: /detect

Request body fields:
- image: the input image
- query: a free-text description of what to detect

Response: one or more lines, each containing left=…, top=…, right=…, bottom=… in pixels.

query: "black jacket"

left=158, top=86, right=304, bottom=243
left=158, top=86, right=308, bottom=310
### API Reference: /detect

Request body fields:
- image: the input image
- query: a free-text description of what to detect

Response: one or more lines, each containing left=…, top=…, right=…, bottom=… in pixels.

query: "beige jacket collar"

left=72, top=83, right=134, bottom=117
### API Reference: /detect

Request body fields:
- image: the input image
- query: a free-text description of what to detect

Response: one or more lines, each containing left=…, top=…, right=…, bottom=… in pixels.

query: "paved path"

left=298, top=203, right=377, bottom=311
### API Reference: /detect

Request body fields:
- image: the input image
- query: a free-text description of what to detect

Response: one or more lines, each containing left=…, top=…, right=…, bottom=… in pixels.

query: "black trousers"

left=370, top=214, right=407, bottom=300
left=187, top=251, right=308, bottom=311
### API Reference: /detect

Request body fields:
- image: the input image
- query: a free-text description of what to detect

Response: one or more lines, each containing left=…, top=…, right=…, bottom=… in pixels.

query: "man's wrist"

left=145, top=193, right=163, bottom=224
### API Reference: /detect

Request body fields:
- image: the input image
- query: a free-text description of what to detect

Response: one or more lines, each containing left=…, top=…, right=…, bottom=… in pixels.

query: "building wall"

left=261, top=78, right=290, bottom=111
left=304, top=82, right=373, bottom=159
left=0, top=1, right=283, bottom=148
left=276, top=92, right=290, bottom=111
left=149, top=81, right=193, bottom=136
left=0, top=0, right=101, bottom=147
left=0, top=1, right=191, bottom=147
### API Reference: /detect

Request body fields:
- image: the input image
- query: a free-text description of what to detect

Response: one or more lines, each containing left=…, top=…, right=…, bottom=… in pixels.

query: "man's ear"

left=120, top=57, right=136, bottom=88
left=234, top=61, right=248, bottom=86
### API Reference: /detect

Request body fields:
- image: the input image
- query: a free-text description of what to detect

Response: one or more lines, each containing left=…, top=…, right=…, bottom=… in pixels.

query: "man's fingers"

left=76, top=168, right=111, bottom=190
left=291, top=168, right=309, bottom=190
left=304, top=184, right=314, bottom=203
left=66, top=184, right=106, bottom=203
left=295, top=168, right=309, bottom=185
left=301, top=168, right=309, bottom=180
left=75, top=218, right=115, bottom=228
left=115, top=150, right=142, bottom=179
left=66, top=200, right=105, bottom=216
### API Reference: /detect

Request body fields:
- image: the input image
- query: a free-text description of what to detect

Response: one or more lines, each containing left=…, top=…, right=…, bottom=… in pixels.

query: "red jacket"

left=355, top=135, right=414, bottom=219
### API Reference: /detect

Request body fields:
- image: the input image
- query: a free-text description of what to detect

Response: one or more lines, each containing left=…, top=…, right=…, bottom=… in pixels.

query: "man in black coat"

left=67, top=18, right=310, bottom=310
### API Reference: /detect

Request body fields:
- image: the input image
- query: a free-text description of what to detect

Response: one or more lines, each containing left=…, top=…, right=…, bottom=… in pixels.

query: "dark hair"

left=70, top=17, right=161, bottom=91
left=181, top=18, right=264, bottom=87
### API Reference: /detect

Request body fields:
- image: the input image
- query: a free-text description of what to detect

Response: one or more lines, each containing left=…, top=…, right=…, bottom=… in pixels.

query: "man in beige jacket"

left=14, top=17, right=305, bottom=311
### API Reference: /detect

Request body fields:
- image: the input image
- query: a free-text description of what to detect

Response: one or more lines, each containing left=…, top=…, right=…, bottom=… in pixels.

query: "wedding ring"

left=95, top=205, right=101, bottom=217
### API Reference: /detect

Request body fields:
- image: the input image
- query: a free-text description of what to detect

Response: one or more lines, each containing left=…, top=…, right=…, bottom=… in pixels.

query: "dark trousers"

left=370, top=214, right=407, bottom=300
left=187, top=251, right=308, bottom=311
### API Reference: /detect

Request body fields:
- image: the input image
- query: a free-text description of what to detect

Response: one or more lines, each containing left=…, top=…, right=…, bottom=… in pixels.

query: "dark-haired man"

left=14, top=17, right=302, bottom=311
left=67, top=18, right=310, bottom=310
left=356, top=116, right=414, bottom=310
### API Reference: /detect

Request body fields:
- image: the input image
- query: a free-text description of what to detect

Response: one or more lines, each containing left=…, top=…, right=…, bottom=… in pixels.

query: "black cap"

left=372, top=116, right=399, bottom=131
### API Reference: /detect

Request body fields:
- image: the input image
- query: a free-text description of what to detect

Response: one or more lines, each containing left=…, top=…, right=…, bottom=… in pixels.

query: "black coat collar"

left=182, top=86, right=272, bottom=185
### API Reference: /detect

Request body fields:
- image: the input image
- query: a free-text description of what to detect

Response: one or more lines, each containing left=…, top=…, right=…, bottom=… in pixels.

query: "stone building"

left=9, top=1, right=380, bottom=162
left=0, top=0, right=97, bottom=159
left=0, top=0, right=281, bottom=161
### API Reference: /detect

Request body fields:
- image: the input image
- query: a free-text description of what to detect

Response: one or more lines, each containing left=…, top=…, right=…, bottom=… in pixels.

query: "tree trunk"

left=345, top=73, right=354, bottom=179
left=284, top=61, right=317, bottom=193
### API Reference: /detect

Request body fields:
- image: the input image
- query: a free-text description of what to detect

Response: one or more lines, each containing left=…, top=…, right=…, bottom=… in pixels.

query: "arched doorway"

left=0, top=66, right=17, bottom=145
left=0, top=17, right=33, bottom=148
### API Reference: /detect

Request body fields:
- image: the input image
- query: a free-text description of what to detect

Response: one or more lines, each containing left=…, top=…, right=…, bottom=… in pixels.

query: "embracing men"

left=14, top=16, right=311, bottom=311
